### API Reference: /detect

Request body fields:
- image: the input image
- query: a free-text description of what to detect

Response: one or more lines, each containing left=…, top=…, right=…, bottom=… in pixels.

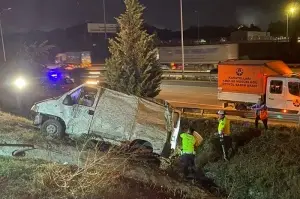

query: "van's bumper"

left=33, top=113, right=43, bottom=126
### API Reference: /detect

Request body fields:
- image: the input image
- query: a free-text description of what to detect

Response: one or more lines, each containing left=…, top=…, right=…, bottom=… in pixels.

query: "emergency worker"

left=217, top=110, right=232, bottom=160
left=180, top=126, right=196, bottom=178
left=251, top=99, right=268, bottom=130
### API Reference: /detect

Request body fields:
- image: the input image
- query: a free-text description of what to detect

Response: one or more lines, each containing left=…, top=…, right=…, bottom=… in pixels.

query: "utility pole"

left=0, top=19, right=6, bottom=62
left=103, top=0, right=107, bottom=39
left=180, top=0, right=185, bottom=77
left=286, top=5, right=296, bottom=41
left=0, top=8, right=11, bottom=62
left=195, top=10, right=200, bottom=41
left=286, top=13, right=289, bottom=39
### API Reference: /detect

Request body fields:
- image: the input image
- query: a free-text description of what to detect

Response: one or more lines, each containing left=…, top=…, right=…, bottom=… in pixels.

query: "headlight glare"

left=14, top=77, right=27, bottom=89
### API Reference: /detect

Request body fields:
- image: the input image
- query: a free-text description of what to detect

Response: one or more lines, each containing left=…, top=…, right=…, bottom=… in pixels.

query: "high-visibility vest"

left=218, top=117, right=231, bottom=136
left=260, top=109, right=268, bottom=120
left=180, top=133, right=196, bottom=154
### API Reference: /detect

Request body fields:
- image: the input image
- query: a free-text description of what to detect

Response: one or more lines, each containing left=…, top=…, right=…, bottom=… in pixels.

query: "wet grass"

left=0, top=111, right=214, bottom=199
left=182, top=117, right=300, bottom=199
left=0, top=157, right=46, bottom=199
left=2, top=111, right=300, bottom=199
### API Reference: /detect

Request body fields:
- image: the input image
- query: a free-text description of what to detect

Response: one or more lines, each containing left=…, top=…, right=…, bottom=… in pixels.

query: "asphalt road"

left=159, top=80, right=222, bottom=108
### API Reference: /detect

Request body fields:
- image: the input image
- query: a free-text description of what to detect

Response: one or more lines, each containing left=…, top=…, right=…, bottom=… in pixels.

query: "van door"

left=66, top=86, right=100, bottom=136
left=266, top=77, right=286, bottom=111
left=286, top=78, right=300, bottom=113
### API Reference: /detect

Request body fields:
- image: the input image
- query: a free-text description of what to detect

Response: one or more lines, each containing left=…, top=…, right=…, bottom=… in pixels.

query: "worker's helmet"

left=217, top=110, right=225, bottom=115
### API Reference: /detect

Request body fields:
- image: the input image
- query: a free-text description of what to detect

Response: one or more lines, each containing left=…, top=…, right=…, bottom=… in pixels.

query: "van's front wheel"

left=41, top=119, right=64, bottom=138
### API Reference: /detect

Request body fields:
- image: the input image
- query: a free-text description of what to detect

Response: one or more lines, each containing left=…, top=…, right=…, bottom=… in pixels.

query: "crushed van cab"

left=31, top=84, right=181, bottom=157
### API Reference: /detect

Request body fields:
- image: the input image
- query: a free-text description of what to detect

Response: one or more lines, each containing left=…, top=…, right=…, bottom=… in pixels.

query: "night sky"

left=0, top=0, right=289, bottom=33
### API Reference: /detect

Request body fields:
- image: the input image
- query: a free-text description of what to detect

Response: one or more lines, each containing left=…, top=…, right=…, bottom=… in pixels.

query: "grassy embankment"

left=181, top=116, right=300, bottom=199
left=0, top=112, right=214, bottom=199
left=0, top=111, right=299, bottom=199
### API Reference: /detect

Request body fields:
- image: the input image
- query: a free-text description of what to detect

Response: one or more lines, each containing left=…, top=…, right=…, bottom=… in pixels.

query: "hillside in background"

left=2, top=21, right=300, bottom=64
left=1, top=23, right=241, bottom=63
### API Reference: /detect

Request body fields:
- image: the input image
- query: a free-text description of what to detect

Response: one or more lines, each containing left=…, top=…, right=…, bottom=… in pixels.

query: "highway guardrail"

left=177, top=107, right=300, bottom=126
left=81, top=70, right=218, bottom=81
left=80, top=67, right=299, bottom=83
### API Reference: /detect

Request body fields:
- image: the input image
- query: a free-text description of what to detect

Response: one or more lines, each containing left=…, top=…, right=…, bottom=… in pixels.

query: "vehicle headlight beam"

left=14, top=77, right=27, bottom=89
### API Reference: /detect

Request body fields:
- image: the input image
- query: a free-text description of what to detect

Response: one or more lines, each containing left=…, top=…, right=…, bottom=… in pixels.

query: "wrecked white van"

left=31, top=84, right=181, bottom=158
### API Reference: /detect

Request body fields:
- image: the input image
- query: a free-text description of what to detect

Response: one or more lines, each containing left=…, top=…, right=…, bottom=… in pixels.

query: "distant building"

left=230, top=31, right=272, bottom=42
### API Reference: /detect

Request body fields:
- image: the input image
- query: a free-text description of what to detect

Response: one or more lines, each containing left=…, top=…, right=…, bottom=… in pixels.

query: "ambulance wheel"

left=41, top=119, right=64, bottom=138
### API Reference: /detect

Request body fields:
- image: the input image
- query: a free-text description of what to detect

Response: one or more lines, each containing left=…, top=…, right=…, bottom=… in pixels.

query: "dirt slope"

left=0, top=112, right=217, bottom=199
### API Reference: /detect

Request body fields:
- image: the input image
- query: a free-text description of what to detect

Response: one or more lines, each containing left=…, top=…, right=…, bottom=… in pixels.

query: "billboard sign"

left=87, top=23, right=118, bottom=33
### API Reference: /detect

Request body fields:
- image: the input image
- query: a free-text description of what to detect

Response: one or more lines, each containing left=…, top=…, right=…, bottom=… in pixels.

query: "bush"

left=33, top=148, right=127, bottom=199
left=181, top=117, right=300, bottom=199
left=0, top=157, right=43, bottom=199
left=206, top=126, right=300, bottom=199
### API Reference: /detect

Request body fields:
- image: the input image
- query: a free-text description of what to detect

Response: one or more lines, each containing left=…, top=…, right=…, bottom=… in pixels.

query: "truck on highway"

left=31, top=84, right=181, bottom=158
left=55, top=51, right=92, bottom=69
left=218, top=60, right=300, bottom=114
left=157, top=44, right=239, bottom=71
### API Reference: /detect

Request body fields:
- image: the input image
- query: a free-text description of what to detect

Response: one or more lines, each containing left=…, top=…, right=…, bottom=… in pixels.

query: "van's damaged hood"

left=31, top=97, right=61, bottom=113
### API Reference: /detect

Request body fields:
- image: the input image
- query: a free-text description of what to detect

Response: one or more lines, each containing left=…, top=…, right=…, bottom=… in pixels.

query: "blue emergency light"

left=47, top=70, right=62, bottom=82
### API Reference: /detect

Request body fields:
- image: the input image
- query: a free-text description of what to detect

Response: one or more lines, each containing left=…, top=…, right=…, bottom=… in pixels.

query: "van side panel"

left=90, top=89, right=138, bottom=142
left=89, top=89, right=168, bottom=154
left=132, top=98, right=168, bottom=154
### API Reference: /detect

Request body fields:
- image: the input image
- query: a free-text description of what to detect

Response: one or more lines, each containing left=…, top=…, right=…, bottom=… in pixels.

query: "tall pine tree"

left=105, top=0, right=162, bottom=98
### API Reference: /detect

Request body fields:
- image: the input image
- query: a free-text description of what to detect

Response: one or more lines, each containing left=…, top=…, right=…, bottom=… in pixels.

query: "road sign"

left=87, top=23, right=118, bottom=33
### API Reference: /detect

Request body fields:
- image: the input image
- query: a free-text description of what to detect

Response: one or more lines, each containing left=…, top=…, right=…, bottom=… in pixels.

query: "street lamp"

left=0, top=8, right=11, bottom=62
left=180, top=0, right=185, bottom=76
left=286, top=4, right=297, bottom=39
left=102, top=0, right=107, bottom=39
left=194, top=10, right=200, bottom=41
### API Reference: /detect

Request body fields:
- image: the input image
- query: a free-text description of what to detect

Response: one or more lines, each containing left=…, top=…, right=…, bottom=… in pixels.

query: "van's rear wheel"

left=129, top=140, right=160, bottom=166
left=130, top=140, right=153, bottom=154
left=41, top=119, right=64, bottom=138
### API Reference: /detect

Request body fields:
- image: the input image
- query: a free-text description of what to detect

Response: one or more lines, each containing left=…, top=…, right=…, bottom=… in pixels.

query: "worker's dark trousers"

left=181, top=153, right=195, bottom=177
left=255, top=116, right=268, bottom=130
left=223, top=136, right=232, bottom=159
left=212, top=136, right=232, bottom=159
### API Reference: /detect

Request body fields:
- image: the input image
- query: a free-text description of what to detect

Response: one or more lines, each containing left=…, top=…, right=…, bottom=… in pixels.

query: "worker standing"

left=251, top=99, right=268, bottom=130
left=217, top=110, right=231, bottom=161
left=180, top=126, right=196, bottom=179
